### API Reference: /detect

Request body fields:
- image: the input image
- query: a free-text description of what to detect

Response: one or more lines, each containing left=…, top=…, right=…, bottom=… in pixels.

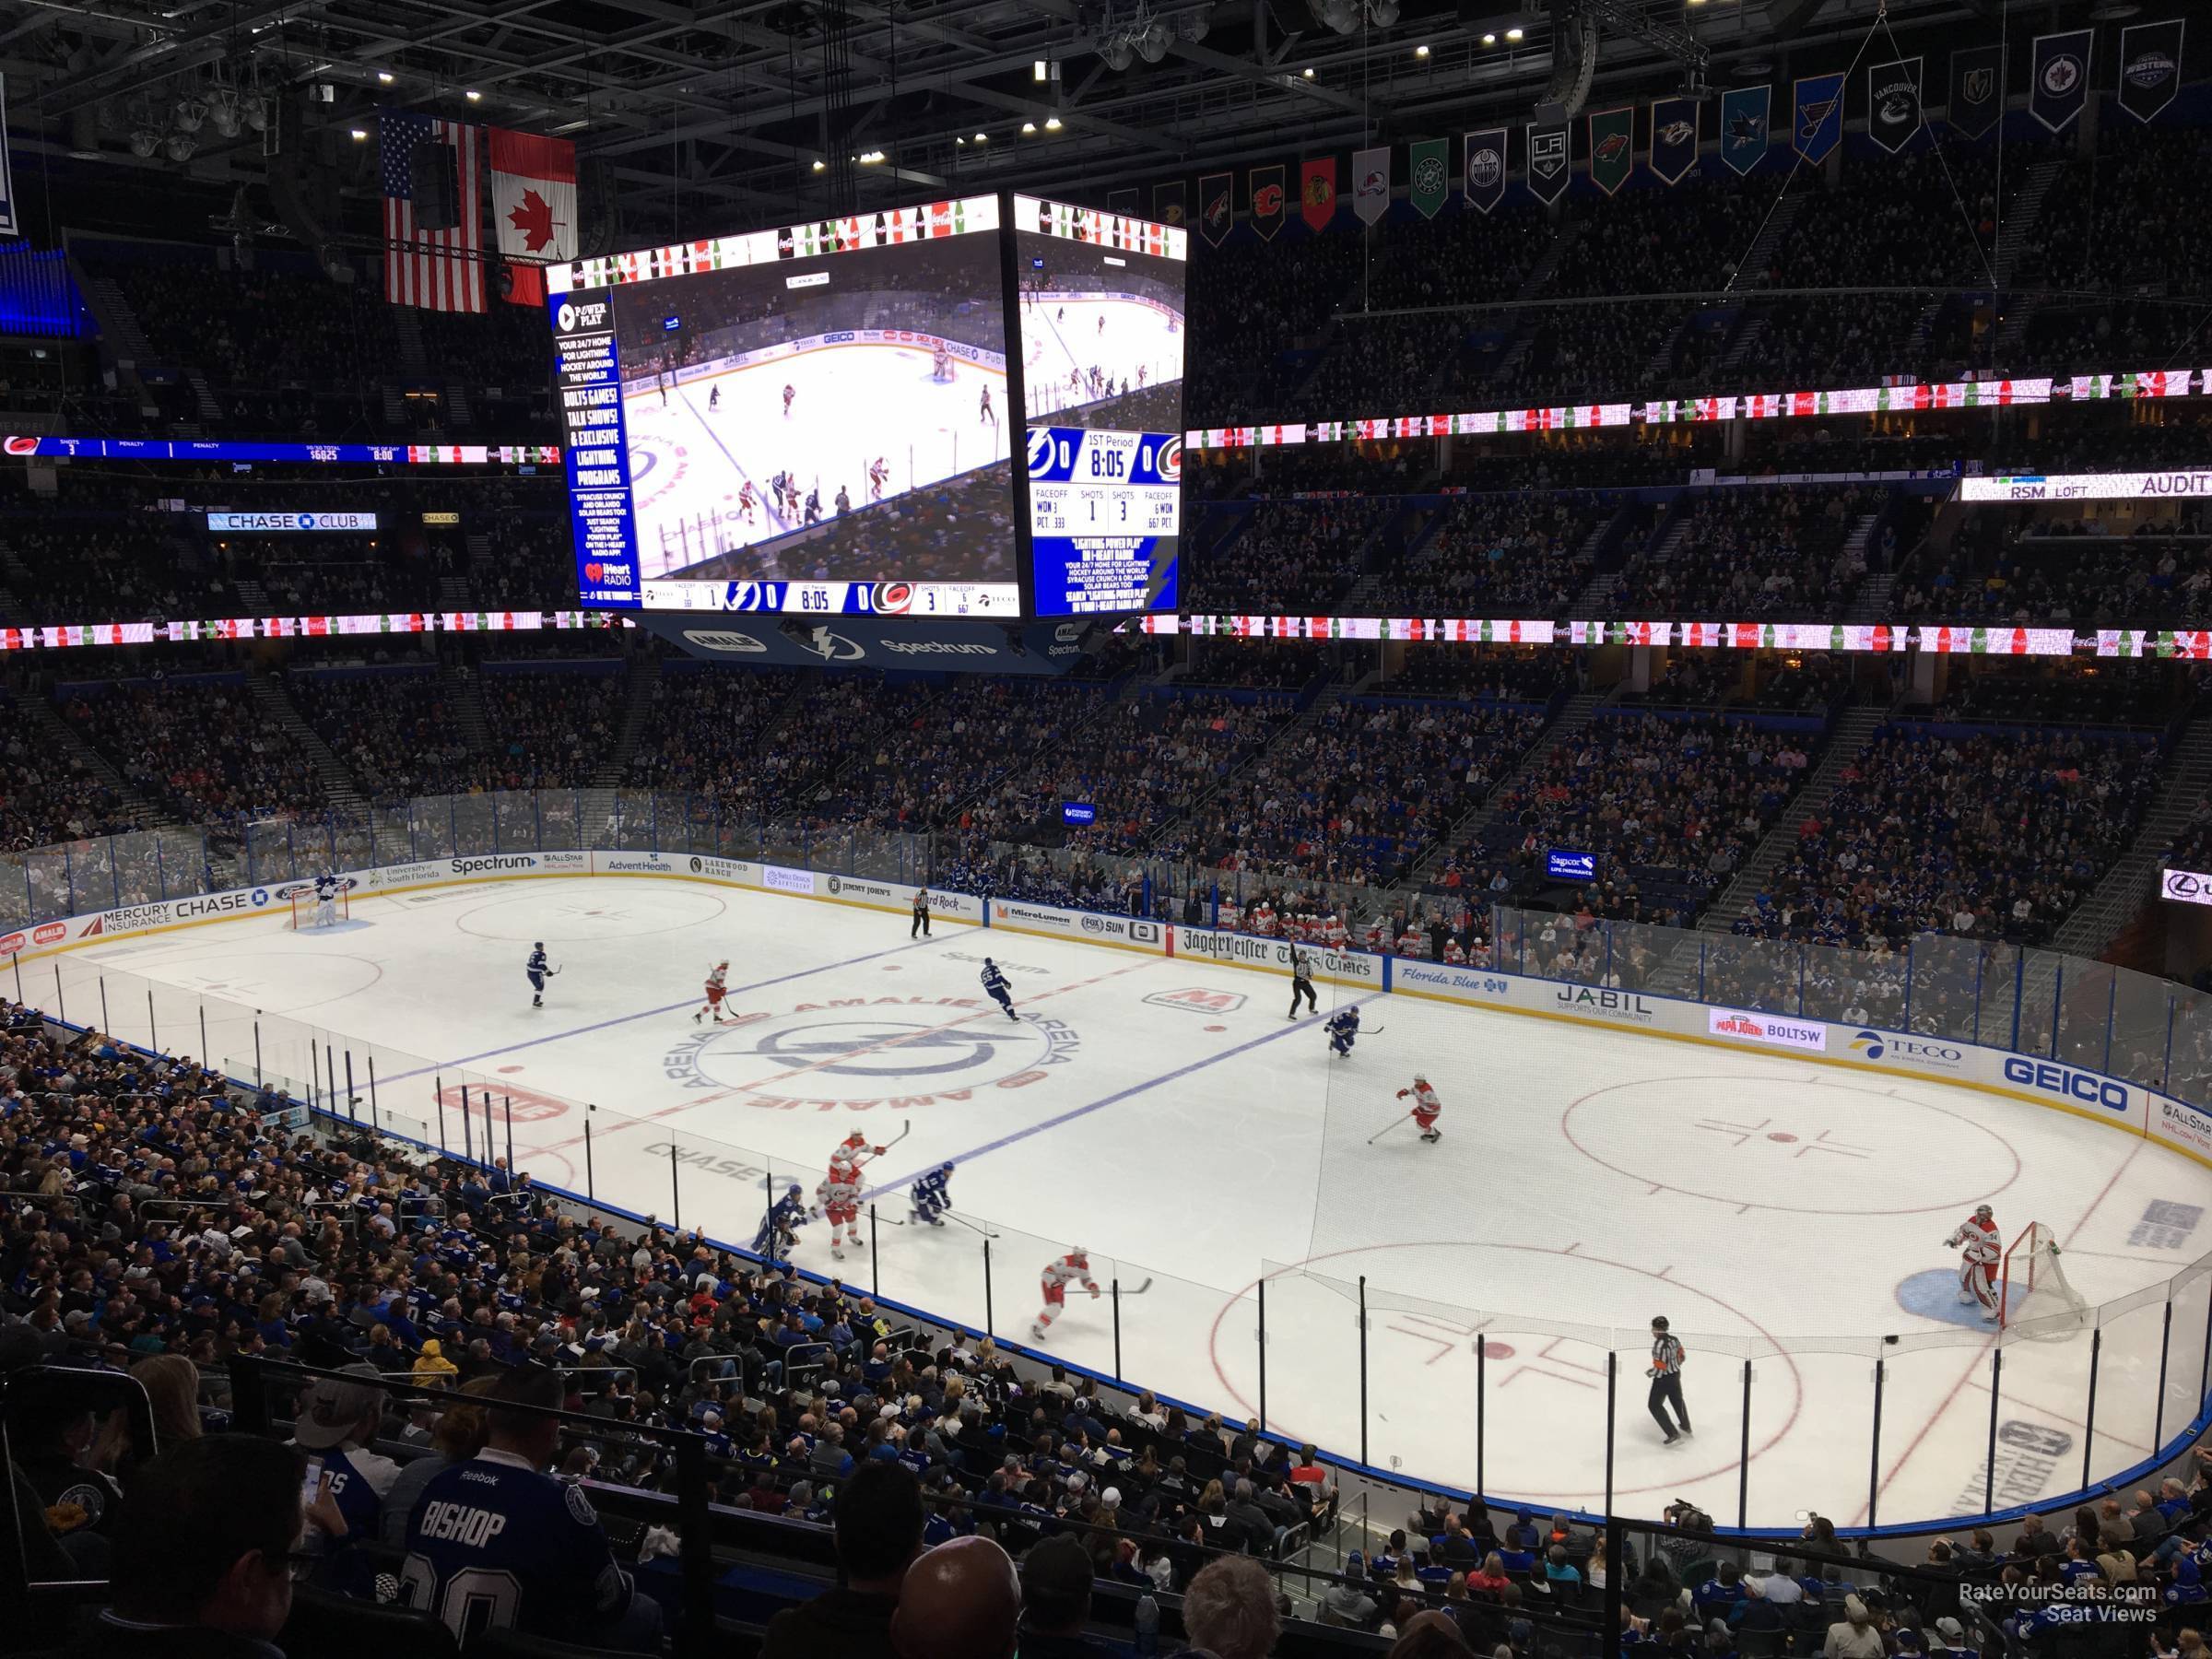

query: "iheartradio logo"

left=585, top=561, right=604, bottom=582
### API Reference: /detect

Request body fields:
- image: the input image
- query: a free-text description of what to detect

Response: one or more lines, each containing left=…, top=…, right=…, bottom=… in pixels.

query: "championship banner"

left=1107, top=187, right=1138, bottom=215
left=1352, top=147, right=1391, bottom=225
left=1152, top=180, right=1188, bottom=229
left=1866, top=57, right=1924, bottom=152
left=1650, top=96, right=1700, bottom=184
left=1719, top=85, right=1771, bottom=175
left=1587, top=107, right=1633, bottom=195
left=1249, top=164, right=1286, bottom=240
left=1409, top=138, right=1449, bottom=218
left=1198, top=171, right=1234, bottom=245
left=1300, top=156, right=1337, bottom=231
left=1524, top=122, right=1570, bottom=205
left=1464, top=128, right=1508, bottom=214
left=2030, top=29, right=2093, bottom=134
left=2117, top=20, right=2184, bottom=123
left=0, top=76, right=16, bottom=238
left=1792, top=73, right=1844, bottom=163
left=1947, top=44, right=2004, bottom=138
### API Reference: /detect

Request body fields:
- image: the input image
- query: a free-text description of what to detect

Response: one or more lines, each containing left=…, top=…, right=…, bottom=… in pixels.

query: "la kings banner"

left=1866, top=57, right=1924, bottom=153
left=2117, top=20, right=2183, bottom=124
left=1524, top=122, right=1570, bottom=205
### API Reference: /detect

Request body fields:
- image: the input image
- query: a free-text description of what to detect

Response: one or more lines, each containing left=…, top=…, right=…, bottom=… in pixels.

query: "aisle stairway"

left=1405, top=688, right=1606, bottom=888
left=579, top=654, right=662, bottom=843
left=248, top=668, right=367, bottom=812
left=2052, top=714, right=2212, bottom=960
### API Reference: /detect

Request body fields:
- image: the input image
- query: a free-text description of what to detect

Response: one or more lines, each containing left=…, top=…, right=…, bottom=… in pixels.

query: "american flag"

left=381, top=112, right=484, bottom=312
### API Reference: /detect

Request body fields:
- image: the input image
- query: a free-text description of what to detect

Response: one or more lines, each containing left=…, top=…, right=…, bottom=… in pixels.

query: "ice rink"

left=624, top=342, right=1009, bottom=580
left=1021, top=296, right=1184, bottom=422
left=50, top=876, right=2212, bottom=1529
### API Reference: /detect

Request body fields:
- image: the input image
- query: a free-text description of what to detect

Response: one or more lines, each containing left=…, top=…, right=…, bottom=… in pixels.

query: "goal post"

left=288, top=888, right=350, bottom=929
left=2002, top=1220, right=2091, bottom=1338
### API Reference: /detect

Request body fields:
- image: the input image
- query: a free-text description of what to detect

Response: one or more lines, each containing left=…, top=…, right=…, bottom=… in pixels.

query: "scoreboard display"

left=1025, top=427, right=1182, bottom=613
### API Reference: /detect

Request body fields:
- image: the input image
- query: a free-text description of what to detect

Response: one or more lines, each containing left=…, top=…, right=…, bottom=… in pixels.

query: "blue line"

left=863, top=992, right=1385, bottom=1201
left=677, top=379, right=789, bottom=535
left=382, top=934, right=943, bottom=1084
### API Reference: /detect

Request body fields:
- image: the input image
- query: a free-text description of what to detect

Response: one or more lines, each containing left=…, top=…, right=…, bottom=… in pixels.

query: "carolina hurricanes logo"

left=873, top=582, right=914, bottom=616
left=3, top=436, right=38, bottom=456
left=1158, top=436, right=1183, bottom=481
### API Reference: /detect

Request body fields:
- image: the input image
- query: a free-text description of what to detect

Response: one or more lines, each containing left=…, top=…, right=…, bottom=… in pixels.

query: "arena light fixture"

left=129, top=127, right=160, bottom=158
left=811, top=158, right=826, bottom=170
left=172, top=96, right=206, bottom=133
left=349, top=127, right=368, bottom=141
left=242, top=93, right=268, bottom=132
left=1101, top=37, right=1135, bottom=69
left=1303, top=65, right=1316, bottom=76
left=974, top=131, right=988, bottom=142
left=1044, top=114, right=1063, bottom=130
left=1022, top=120, right=1038, bottom=133
left=1034, top=59, right=1050, bottom=80
left=1135, top=20, right=1171, bottom=61
left=164, top=133, right=197, bottom=161
left=1481, top=30, right=1497, bottom=42
left=464, top=88, right=482, bottom=101
left=376, top=69, right=394, bottom=83
left=1415, top=42, right=1430, bottom=56
left=1506, top=25, right=1524, bottom=39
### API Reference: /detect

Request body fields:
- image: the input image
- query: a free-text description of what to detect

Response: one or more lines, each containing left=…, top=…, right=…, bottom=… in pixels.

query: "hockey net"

left=288, top=888, right=350, bottom=929
left=929, top=347, right=958, bottom=383
left=2002, top=1221, right=2091, bottom=1339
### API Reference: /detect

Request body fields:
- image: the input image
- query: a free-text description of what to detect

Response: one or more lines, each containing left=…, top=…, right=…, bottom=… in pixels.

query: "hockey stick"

left=1366, top=1113, right=1413, bottom=1147
left=1120, top=1277, right=1154, bottom=1295
left=943, top=1209, right=1000, bottom=1240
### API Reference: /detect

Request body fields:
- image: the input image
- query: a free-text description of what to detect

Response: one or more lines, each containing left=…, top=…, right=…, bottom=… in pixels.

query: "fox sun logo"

left=664, top=996, right=1080, bottom=1111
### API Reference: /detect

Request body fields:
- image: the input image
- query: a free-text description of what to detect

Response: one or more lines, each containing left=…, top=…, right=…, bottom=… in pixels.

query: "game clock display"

left=1025, top=428, right=1182, bottom=614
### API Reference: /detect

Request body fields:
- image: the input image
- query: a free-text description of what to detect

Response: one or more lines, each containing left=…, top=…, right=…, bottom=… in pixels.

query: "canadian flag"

left=489, top=129, right=577, bottom=307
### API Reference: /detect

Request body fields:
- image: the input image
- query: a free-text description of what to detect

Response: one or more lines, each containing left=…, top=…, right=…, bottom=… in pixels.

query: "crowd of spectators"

left=1897, top=512, right=2212, bottom=630
left=475, top=665, right=625, bottom=791
left=64, top=677, right=326, bottom=827
left=1612, top=487, right=1882, bottom=620
left=1186, top=500, right=1391, bottom=616
left=624, top=665, right=798, bottom=809
left=1372, top=494, right=1602, bottom=618
left=0, top=695, right=138, bottom=851
left=288, top=667, right=478, bottom=804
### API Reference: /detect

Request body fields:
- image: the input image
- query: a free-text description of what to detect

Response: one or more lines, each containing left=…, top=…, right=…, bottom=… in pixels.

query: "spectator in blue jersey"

left=288, top=1364, right=397, bottom=1582
left=401, top=1364, right=659, bottom=1652
left=761, top=1459, right=924, bottom=1658
left=1694, top=1560, right=1748, bottom=1622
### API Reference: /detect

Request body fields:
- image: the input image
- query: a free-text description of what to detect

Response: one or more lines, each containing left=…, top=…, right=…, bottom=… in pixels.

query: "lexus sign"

left=2163, top=868, right=2212, bottom=907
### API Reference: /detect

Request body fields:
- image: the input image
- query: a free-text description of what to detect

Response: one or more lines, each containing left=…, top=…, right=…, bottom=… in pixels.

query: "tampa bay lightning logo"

left=1027, top=428, right=1056, bottom=477
left=666, top=1000, right=1080, bottom=1109
left=753, top=1019, right=1032, bottom=1077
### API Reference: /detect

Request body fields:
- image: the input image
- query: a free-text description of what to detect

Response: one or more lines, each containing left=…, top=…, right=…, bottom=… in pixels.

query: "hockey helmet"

left=1974, top=1204, right=1994, bottom=1219
left=939, top=1163, right=955, bottom=1177
left=1413, top=1072, right=1429, bottom=1084
left=534, top=941, right=544, bottom=950
left=843, top=1132, right=868, bottom=1148
left=786, top=1182, right=803, bottom=1196
left=1070, top=1245, right=1088, bottom=1259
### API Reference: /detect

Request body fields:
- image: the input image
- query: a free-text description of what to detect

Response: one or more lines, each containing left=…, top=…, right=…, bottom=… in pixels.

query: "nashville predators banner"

left=1649, top=96, right=1700, bottom=184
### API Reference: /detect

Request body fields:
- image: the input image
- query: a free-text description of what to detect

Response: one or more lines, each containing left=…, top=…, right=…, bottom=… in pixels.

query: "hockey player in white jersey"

left=1945, top=1204, right=2002, bottom=1321
left=1031, top=1246, right=1100, bottom=1340
left=816, top=1131, right=887, bottom=1259
left=313, top=872, right=341, bottom=928
left=694, top=960, right=731, bottom=1025
left=1396, top=1074, right=1443, bottom=1143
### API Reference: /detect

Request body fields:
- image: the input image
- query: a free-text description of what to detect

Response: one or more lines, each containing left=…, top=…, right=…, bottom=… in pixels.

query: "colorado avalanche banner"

left=1792, top=73, right=1844, bottom=163
left=1524, top=122, right=1570, bottom=205
left=1300, top=156, right=1336, bottom=231
left=2117, top=20, right=2183, bottom=123
left=1249, top=164, right=1286, bottom=240
left=1352, top=147, right=1391, bottom=225
left=1197, top=172, right=1233, bottom=246
left=1947, top=45, right=2003, bottom=138
left=1464, top=128, right=1508, bottom=215
left=1649, top=96, right=1700, bottom=184
left=1866, top=57, right=1924, bottom=153
left=2030, top=29, right=2093, bottom=134
left=1719, top=85, right=1771, bottom=176
left=1587, top=108, right=1633, bottom=195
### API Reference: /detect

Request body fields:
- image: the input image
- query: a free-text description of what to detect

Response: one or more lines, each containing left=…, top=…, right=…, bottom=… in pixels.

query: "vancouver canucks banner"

left=1587, top=107, right=1633, bottom=195
left=1107, top=187, right=1137, bottom=215
left=1249, top=165, right=1285, bottom=240
left=2117, top=20, right=2183, bottom=123
left=1197, top=171, right=1233, bottom=245
left=1947, top=44, right=2003, bottom=138
left=1408, top=138, right=1448, bottom=218
left=1152, top=180, right=1187, bottom=229
left=1718, top=84, right=1771, bottom=175
left=1649, top=96, right=1700, bottom=184
left=1352, top=147, right=1391, bottom=224
left=2030, top=29, right=2093, bottom=134
left=1524, top=121, right=1570, bottom=205
left=1464, top=127, right=1508, bottom=214
left=1866, top=57, right=1924, bottom=153
left=1792, top=73, right=1844, bottom=163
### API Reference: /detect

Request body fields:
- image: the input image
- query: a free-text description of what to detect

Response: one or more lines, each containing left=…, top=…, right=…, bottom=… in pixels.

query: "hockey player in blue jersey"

left=754, top=1182, right=809, bottom=1259
left=911, top=1162, right=956, bottom=1227
left=981, top=958, right=1018, bottom=1021
left=1326, top=1005, right=1361, bottom=1058
left=313, top=871, right=341, bottom=928
left=525, top=942, right=558, bottom=1008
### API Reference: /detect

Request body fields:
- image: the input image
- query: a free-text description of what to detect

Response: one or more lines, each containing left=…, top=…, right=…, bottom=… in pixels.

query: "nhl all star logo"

left=2125, top=51, right=2176, bottom=89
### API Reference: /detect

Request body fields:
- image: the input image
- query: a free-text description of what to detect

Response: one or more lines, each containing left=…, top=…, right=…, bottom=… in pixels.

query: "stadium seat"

left=277, top=1587, right=459, bottom=1659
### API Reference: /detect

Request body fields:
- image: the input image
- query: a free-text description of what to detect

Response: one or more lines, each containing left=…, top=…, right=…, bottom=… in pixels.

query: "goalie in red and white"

left=814, top=1132, right=887, bottom=1260
left=1945, top=1203, right=2002, bottom=1322
left=693, top=960, right=731, bottom=1025
left=1396, top=1074, right=1444, bottom=1144
left=1030, top=1246, right=1100, bottom=1341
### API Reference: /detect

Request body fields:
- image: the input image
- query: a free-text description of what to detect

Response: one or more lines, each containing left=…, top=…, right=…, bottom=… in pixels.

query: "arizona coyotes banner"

left=1587, top=108, right=1633, bottom=195
left=1408, top=138, right=1449, bottom=218
left=1351, top=147, right=1391, bottom=225
left=1197, top=172, right=1233, bottom=245
left=1649, top=97, right=1700, bottom=184
left=1947, top=45, right=2003, bottom=138
left=2030, top=29, right=2093, bottom=134
left=1718, top=85, right=1770, bottom=175
left=1792, top=73, right=1844, bottom=163
left=1524, top=122, right=1570, bottom=205
left=1464, top=128, right=1508, bottom=214
left=2117, top=20, right=2184, bottom=123
left=1866, top=57, right=1924, bottom=153
left=1300, top=157, right=1336, bottom=231
left=1152, top=180, right=1188, bottom=229
left=1249, top=164, right=1286, bottom=240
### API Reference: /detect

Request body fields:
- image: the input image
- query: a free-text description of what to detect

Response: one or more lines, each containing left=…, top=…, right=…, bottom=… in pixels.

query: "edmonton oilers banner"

left=1649, top=96, right=1700, bottom=184
left=1464, top=127, right=1508, bottom=214
left=1793, top=73, right=1844, bottom=163
left=2117, top=20, right=2183, bottom=123
left=2030, top=29, right=2093, bottom=134
left=1866, top=57, right=1923, bottom=153
left=1524, top=121, right=1570, bottom=205
left=1947, top=44, right=2002, bottom=138
left=1719, top=85, right=1770, bottom=175
left=1587, top=107, right=1633, bottom=195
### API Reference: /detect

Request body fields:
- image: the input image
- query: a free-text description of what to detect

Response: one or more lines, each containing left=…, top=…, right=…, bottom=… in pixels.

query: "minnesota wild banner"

left=1586, top=107, right=1633, bottom=194
left=1152, top=180, right=1188, bottom=228
left=1524, top=121, right=1570, bottom=205
left=1249, top=164, right=1286, bottom=239
left=1792, top=73, right=1844, bottom=162
left=1351, top=147, right=1391, bottom=224
left=1408, top=137, right=1449, bottom=218
left=1197, top=172, right=1233, bottom=245
left=1649, top=96, right=1700, bottom=184
left=1718, top=85, right=1770, bottom=175
left=1464, top=128, right=1508, bottom=214
left=1866, top=57, right=1923, bottom=153
left=2030, top=29, right=2093, bottom=134
left=1300, top=156, right=1336, bottom=231
left=2117, top=20, right=2183, bottom=123
left=1947, top=45, right=2003, bottom=138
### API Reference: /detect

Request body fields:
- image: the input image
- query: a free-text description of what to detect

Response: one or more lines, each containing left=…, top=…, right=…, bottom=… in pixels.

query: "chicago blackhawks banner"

left=1198, top=171, right=1233, bottom=245
left=1947, top=44, right=2003, bottom=138
left=1866, top=57, right=1924, bottom=153
left=1408, top=138, right=1449, bottom=218
left=1649, top=96, right=1700, bottom=184
left=1249, top=164, right=1286, bottom=240
left=1300, top=156, right=1336, bottom=231
left=1524, top=122, right=1570, bottom=205
left=1464, top=128, right=1508, bottom=214
left=1153, top=180, right=1188, bottom=229
left=1587, top=107, right=1633, bottom=195
left=2117, top=20, right=2183, bottom=123
left=1351, top=147, right=1391, bottom=225
left=1718, top=85, right=1771, bottom=175
left=1792, top=73, right=1844, bottom=163
left=2030, top=29, right=2093, bottom=134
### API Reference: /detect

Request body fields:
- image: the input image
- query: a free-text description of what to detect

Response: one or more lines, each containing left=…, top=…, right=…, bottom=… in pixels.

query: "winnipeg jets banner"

left=1792, top=73, right=1844, bottom=163
left=1464, top=128, right=1508, bottom=215
left=1866, top=57, right=1924, bottom=153
left=1352, top=147, right=1391, bottom=225
left=2030, top=29, right=2093, bottom=134
left=1719, top=85, right=1771, bottom=176
left=1586, top=108, right=1633, bottom=195
left=2117, top=20, right=2184, bottom=124
left=1649, top=97, right=1700, bottom=185
left=1524, top=122, right=1570, bottom=205
left=1947, top=45, right=2003, bottom=138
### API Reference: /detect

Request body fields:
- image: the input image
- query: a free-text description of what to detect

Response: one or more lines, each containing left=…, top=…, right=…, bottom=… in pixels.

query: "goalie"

left=1944, top=1203, right=2002, bottom=1322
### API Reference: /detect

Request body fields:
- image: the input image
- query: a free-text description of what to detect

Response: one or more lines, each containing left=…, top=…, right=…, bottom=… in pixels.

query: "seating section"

left=288, top=668, right=475, bottom=804
left=63, top=677, right=326, bottom=826
left=1612, top=487, right=1883, bottom=620
left=1186, top=500, right=1391, bottom=616
left=477, top=665, right=626, bottom=790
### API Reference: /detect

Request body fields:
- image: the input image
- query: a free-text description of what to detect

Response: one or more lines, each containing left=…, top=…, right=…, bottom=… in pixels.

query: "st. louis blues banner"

left=1524, top=122, right=1570, bottom=205
left=1866, top=57, right=1924, bottom=153
left=2030, top=29, right=2093, bottom=134
left=1197, top=172, right=1233, bottom=246
left=1587, top=107, right=1633, bottom=195
left=1793, top=73, right=1844, bottom=163
left=1718, top=85, right=1771, bottom=176
left=1464, top=127, right=1508, bottom=215
left=1649, top=96, right=1700, bottom=184
left=2117, top=20, right=2183, bottom=123
left=1947, top=45, right=2003, bottom=138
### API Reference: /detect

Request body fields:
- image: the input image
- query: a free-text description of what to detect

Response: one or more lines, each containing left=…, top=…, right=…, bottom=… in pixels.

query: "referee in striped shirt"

left=1648, top=1317, right=1692, bottom=1445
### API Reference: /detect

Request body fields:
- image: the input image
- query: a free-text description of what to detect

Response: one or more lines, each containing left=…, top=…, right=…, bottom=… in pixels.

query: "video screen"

left=1013, top=194, right=1187, bottom=617
left=552, top=195, right=1021, bottom=617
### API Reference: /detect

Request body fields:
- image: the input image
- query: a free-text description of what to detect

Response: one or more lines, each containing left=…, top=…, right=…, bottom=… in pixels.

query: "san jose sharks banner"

left=1351, top=147, right=1391, bottom=224
left=1866, top=57, right=1924, bottom=153
left=2117, top=20, right=2184, bottom=123
left=2030, top=29, right=2093, bottom=134
left=1947, top=45, right=2003, bottom=138
left=1408, top=138, right=1448, bottom=218
left=1718, top=85, right=1771, bottom=176
left=1524, top=122, right=1570, bottom=205
left=1197, top=172, right=1233, bottom=245
left=1464, top=128, right=1508, bottom=214
left=1587, top=107, right=1633, bottom=195
left=1649, top=96, right=1700, bottom=184
left=1793, top=73, right=1844, bottom=163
